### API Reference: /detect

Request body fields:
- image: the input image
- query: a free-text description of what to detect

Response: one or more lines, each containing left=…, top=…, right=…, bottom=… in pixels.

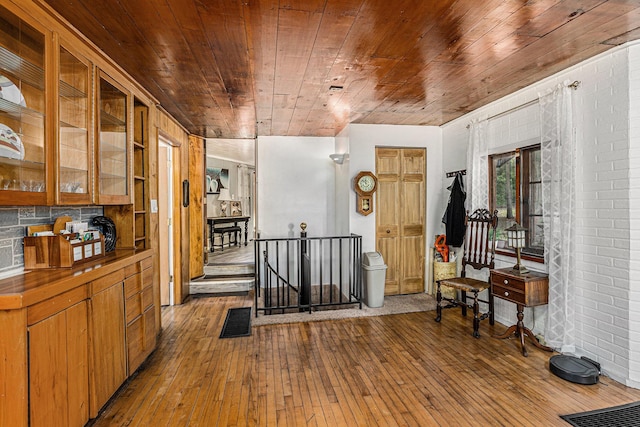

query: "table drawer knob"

left=504, top=291, right=509, bottom=297
left=503, top=279, right=509, bottom=285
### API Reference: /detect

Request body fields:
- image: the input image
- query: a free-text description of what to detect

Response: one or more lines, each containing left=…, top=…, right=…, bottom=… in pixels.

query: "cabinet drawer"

left=124, top=256, right=153, bottom=278
left=126, top=316, right=144, bottom=373
left=143, top=306, right=156, bottom=350
left=142, top=286, right=153, bottom=310
left=491, top=273, right=525, bottom=292
left=124, top=273, right=142, bottom=299
left=126, top=294, right=142, bottom=324
left=141, top=267, right=153, bottom=289
left=27, top=285, right=88, bottom=325
left=90, top=269, right=125, bottom=295
left=492, top=284, right=526, bottom=305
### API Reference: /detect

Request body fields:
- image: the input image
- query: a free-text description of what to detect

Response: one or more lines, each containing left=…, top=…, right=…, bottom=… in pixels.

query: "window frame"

left=489, top=144, right=544, bottom=263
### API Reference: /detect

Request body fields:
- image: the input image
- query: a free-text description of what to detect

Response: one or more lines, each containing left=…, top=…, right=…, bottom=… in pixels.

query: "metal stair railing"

left=254, top=224, right=362, bottom=316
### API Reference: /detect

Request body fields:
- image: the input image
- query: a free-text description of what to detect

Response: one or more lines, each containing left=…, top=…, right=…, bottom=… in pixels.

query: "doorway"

left=375, top=147, right=426, bottom=295
left=193, top=139, right=256, bottom=294
left=158, top=137, right=175, bottom=305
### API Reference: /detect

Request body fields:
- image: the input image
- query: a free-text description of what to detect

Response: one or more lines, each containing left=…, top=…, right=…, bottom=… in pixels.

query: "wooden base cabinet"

left=0, top=250, right=156, bottom=426
left=88, top=270, right=127, bottom=418
left=28, top=300, right=89, bottom=427
left=124, top=256, right=156, bottom=374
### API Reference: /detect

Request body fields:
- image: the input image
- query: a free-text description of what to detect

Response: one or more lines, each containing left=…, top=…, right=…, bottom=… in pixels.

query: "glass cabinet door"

left=97, top=72, right=130, bottom=204
left=59, top=45, right=91, bottom=204
left=0, top=5, right=47, bottom=205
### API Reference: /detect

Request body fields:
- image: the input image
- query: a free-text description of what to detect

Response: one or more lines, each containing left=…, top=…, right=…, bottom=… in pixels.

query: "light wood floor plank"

left=91, top=292, right=640, bottom=426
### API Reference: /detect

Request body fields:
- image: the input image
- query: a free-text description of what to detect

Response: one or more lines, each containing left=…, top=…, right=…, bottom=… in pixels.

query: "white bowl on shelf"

left=0, top=75, right=27, bottom=107
left=0, top=123, right=24, bottom=160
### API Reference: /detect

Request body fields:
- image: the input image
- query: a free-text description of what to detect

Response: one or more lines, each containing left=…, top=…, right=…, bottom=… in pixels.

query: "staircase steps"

left=190, top=263, right=255, bottom=294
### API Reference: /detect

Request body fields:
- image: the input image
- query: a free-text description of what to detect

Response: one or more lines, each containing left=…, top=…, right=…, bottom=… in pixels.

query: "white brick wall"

left=442, top=41, right=640, bottom=387
left=628, top=43, right=640, bottom=387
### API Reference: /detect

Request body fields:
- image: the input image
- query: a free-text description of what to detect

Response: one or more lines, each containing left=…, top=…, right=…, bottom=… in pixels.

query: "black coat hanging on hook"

left=442, top=172, right=466, bottom=247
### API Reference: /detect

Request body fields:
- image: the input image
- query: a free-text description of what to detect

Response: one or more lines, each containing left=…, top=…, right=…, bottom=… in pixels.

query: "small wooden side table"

left=490, top=268, right=554, bottom=357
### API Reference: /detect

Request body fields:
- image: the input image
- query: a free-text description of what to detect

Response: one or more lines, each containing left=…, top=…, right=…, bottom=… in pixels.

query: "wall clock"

left=354, top=171, right=378, bottom=216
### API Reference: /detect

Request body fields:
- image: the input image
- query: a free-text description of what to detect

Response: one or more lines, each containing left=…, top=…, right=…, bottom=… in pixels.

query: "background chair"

left=212, top=226, right=241, bottom=252
left=435, top=208, right=498, bottom=338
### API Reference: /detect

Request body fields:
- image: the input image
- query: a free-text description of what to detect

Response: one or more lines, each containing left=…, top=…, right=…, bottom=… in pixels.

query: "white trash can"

left=362, top=252, right=387, bottom=308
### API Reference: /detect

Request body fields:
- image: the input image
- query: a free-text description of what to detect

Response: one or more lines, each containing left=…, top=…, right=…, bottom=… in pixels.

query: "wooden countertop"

left=0, top=249, right=152, bottom=310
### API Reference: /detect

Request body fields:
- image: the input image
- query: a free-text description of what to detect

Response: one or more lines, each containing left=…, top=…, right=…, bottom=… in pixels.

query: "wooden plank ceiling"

left=41, top=0, right=640, bottom=139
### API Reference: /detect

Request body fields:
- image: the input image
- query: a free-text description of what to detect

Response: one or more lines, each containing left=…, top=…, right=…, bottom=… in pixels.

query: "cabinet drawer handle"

left=504, top=291, right=509, bottom=297
left=386, top=229, right=390, bottom=234
left=503, top=279, right=509, bottom=285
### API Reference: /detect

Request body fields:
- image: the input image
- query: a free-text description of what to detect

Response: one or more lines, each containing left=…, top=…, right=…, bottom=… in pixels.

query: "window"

left=489, top=145, right=543, bottom=260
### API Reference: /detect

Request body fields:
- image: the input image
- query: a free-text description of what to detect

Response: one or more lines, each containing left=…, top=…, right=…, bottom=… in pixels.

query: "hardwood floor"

left=208, top=243, right=255, bottom=265
left=93, top=293, right=640, bottom=426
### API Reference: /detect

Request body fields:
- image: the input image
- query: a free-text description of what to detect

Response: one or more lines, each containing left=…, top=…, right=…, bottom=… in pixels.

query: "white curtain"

left=540, top=82, right=576, bottom=353
left=466, top=119, right=489, bottom=212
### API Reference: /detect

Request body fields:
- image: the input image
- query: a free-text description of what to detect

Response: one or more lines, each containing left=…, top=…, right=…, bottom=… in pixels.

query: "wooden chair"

left=435, top=208, right=498, bottom=338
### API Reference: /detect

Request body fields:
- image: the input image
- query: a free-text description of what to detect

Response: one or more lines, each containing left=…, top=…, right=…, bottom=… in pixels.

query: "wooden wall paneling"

left=188, top=135, right=204, bottom=279
left=0, top=309, right=28, bottom=426
left=156, top=108, right=189, bottom=304
left=179, top=135, right=190, bottom=301
left=103, top=205, right=135, bottom=248
left=146, top=105, right=160, bottom=332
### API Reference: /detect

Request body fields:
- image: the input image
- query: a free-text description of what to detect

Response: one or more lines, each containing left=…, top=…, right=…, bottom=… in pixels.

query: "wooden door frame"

left=158, top=130, right=183, bottom=305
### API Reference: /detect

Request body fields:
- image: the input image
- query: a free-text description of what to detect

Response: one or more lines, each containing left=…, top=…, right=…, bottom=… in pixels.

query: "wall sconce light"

left=505, top=222, right=528, bottom=274
left=329, top=153, right=347, bottom=164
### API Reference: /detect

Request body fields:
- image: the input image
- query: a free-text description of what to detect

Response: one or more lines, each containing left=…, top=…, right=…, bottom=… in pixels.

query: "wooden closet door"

left=376, top=148, right=401, bottom=295
left=376, top=148, right=425, bottom=295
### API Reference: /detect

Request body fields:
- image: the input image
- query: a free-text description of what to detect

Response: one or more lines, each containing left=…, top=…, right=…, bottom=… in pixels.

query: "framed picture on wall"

left=230, top=201, right=242, bottom=216
left=206, top=167, right=229, bottom=194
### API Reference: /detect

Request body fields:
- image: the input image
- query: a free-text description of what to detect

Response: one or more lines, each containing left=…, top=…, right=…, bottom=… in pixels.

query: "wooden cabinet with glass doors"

left=58, top=44, right=92, bottom=204
left=96, top=72, right=131, bottom=205
left=0, top=4, right=49, bottom=205
left=133, top=100, right=149, bottom=249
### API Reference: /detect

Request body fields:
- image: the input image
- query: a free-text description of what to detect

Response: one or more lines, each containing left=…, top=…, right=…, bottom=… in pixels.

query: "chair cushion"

left=438, top=277, right=490, bottom=293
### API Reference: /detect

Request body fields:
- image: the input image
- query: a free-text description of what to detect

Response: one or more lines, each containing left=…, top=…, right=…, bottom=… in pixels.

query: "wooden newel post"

left=300, top=222, right=310, bottom=310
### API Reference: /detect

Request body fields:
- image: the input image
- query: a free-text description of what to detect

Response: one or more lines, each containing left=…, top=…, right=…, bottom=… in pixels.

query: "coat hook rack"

left=446, top=169, right=466, bottom=178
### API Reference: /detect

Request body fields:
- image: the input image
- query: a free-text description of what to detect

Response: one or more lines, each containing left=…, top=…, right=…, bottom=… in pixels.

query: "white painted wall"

left=334, top=128, right=351, bottom=236
left=256, top=136, right=336, bottom=238
left=205, top=157, right=239, bottom=218
left=346, top=124, right=443, bottom=253
left=442, top=41, right=640, bottom=386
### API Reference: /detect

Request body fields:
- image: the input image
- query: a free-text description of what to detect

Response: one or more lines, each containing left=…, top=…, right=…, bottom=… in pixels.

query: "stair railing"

left=254, top=224, right=362, bottom=315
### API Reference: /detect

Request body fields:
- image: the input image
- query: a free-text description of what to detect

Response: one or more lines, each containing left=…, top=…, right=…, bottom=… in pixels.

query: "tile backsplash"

left=0, top=206, right=103, bottom=274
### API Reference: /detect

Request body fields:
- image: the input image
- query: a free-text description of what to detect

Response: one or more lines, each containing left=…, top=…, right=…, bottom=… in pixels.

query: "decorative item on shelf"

left=230, top=200, right=242, bottom=216
left=0, top=75, right=27, bottom=107
left=218, top=188, right=232, bottom=216
left=0, top=123, right=24, bottom=160
left=92, top=216, right=116, bottom=252
left=505, top=222, right=528, bottom=274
